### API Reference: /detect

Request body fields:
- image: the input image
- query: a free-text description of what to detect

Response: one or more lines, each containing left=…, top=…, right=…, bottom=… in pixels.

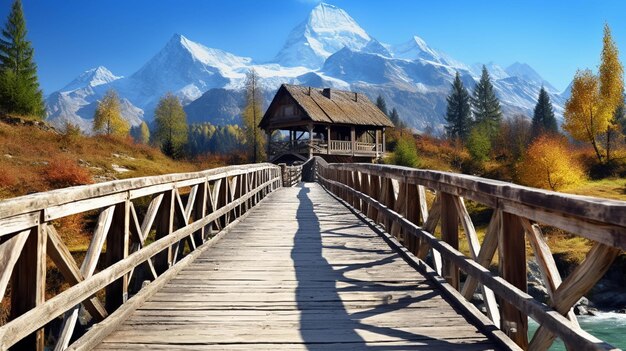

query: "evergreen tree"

left=471, top=66, right=502, bottom=137
left=154, top=93, right=188, bottom=159
left=93, top=89, right=129, bottom=136
left=389, top=108, right=401, bottom=128
left=531, top=87, right=558, bottom=138
left=445, top=72, right=472, bottom=141
left=0, top=0, right=45, bottom=117
left=242, top=69, right=265, bottom=162
left=375, top=95, right=388, bottom=116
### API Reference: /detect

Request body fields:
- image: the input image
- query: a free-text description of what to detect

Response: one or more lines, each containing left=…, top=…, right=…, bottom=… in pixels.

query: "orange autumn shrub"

left=44, top=158, right=93, bottom=188
left=517, top=135, right=586, bottom=191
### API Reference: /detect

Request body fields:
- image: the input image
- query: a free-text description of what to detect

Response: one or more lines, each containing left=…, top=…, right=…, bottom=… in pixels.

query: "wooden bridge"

left=0, top=158, right=624, bottom=350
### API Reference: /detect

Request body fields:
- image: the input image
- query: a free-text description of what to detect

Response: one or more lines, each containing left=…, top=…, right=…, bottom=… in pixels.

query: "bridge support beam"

left=499, top=212, right=528, bottom=349
left=440, top=192, right=459, bottom=290
left=105, top=201, right=130, bottom=313
left=10, top=223, right=46, bottom=351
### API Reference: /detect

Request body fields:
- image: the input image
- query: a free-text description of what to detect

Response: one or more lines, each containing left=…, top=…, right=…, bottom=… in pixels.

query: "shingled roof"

left=259, top=84, right=394, bottom=129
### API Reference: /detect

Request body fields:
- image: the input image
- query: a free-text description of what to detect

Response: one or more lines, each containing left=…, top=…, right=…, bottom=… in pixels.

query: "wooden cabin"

left=259, top=84, right=394, bottom=163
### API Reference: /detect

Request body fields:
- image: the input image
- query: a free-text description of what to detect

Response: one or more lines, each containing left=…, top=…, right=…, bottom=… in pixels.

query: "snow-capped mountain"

left=46, top=2, right=566, bottom=133
left=46, top=66, right=142, bottom=132
left=273, top=2, right=371, bottom=68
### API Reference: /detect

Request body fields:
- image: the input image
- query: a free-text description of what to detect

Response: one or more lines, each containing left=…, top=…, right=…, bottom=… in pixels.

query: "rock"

left=617, top=308, right=626, bottom=314
left=574, top=305, right=589, bottom=316
left=587, top=307, right=598, bottom=316
left=111, top=164, right=131, bottom=173
left=577, top=296, right=589, bottom=306
left=3, top=153, right=12, bottom=158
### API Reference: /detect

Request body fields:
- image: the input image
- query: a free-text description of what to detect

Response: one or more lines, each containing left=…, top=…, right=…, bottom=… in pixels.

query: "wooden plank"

left=521, top=218, right=578, bottom=327
left=0, top=230, right=30, bottom=301
left=46, top=226, right=108, bottom=321
left=452, top=196, right=500, bottom=326
left=529, top=243, right=620, bottom=351
left=68, top=201, right=258, bottom=351
left=10, top=223, right=46, bottom=351
left=461, top=210, right=500, bottom=300
left=318, top=175, right=616, bottom=350
left=0, top=211, right=39, bottom=237
left=87, top=184, right=501, bottom=351
left=440, top=192, right=459, bottom=290
left=0, top=175, right=278, bottom=349
left=499, top=212, right=528, bottom=349
left=0, top=164, right=278, bottom=220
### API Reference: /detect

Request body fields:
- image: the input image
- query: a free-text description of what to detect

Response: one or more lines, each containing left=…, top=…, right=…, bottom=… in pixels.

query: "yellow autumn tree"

left=93, top=89, right=129, bottom=136
left=598, top=24, right=624, bottom=162
left=242, top=69, right=265, bottom=162
left=563, top=70, right=604, bottom=162
left=517, top=135, right=585, bottom=191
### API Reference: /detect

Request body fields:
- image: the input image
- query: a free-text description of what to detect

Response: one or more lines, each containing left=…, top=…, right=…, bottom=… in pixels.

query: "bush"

left=44, top=158, right=93, bottom=188
left=467, top=125, right=491, bottom=162
left=392, top=136, right=420, bottom=167
left=0, top=167, right=16, bottom=188
left=517, top=135, right=586, bottom=191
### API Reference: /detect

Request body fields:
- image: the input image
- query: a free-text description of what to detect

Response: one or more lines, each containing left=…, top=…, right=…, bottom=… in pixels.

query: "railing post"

left=440, top=192, right=460, bottom=290
left=499, top=212, right=529, bottom=349
left=154, top=190, right=174, bottom=274
left=105, top=200, right=130, bottom=312
left=9, top=215, right=46, bottom=351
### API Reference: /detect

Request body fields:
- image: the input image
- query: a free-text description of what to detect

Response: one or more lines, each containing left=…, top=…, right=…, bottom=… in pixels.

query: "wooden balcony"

left=269, top=139, right=383, bottom=159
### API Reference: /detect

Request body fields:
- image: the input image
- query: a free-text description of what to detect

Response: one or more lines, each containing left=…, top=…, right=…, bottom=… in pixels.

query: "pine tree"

left=0, top=0, right=45, bottom=117
left=471, top=66, right=502, bottom=137
left=242, top=69, right=265, bottom=162
left=154, top=93, right=188, bottom=159
left=445, top=72, right=472, bottom=141
left=376, top=95, right=388, bottom=116
left=93, top=89, right=129, bottom=136
left=598, top=24, right=624, bottom=162
left=389, top=108, right=401, bottom=128
left=531, top=87, right=558, bottom=138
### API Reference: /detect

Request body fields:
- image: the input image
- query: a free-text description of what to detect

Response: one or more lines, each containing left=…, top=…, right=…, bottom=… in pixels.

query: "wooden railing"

left=269, top=139, right=382, bottom=158
left=0, top=163, right=282, bottom=350
left=315, top=158, right=624, bottom=351
left=279, top=158, right=316, bottom=187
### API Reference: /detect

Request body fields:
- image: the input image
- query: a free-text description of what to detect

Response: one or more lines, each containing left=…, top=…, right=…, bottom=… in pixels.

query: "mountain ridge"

left=45, top=2, right=567, bottom=134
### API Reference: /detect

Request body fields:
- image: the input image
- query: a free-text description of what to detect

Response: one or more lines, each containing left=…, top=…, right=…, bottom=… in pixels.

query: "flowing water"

left=528, top=311, right=626, bottom=350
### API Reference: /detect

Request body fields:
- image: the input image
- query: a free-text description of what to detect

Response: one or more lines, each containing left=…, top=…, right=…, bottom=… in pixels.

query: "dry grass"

left=0, top=118, right=207, bottom=199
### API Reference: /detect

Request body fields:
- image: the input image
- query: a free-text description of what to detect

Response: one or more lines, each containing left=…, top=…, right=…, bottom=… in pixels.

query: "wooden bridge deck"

left=94, top=183, right=498, bottom=350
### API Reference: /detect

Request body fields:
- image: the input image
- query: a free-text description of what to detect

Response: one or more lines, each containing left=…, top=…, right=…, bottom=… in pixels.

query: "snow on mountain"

left=46, top=2, right=566, bottom=134
left=273, top=2, right=371, bottom=68
left=61, top=66, right=122, bottom=92
left=471, top=62, right=510, bottom=81
left=505, top=62, right=557, bottom=92
left=45, top=66, right=143, bottom=133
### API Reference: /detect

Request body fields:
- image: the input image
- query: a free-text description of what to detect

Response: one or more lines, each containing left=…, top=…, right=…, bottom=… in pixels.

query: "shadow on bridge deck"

left=292, top=185, right=495, bottom=350
left=93, top=183, right=498, bottom=350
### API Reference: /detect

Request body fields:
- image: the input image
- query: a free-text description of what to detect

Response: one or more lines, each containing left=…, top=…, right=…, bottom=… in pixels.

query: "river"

left=528, top=311, right=626, bottom=350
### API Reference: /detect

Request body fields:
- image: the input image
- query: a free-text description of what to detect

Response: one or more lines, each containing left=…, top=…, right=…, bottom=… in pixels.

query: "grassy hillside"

left=0, top=115, right=227, bottom=199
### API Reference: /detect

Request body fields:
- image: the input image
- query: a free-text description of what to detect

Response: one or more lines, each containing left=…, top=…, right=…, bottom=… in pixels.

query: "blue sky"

left=3, top=0, right=624, bottom=94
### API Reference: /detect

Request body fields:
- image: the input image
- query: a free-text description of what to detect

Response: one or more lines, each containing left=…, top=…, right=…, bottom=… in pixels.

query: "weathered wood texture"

left=92, top=184, right=501, bottom=350
left=317, top=158, right=622, bottom=351
left=0, top=163, right=281, bottom=351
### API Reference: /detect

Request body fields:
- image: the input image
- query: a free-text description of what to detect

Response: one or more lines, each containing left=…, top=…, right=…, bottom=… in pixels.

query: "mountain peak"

left=274, top=2, right=371, bottom=68
left=160, top=33, right=251, bottom=68
left=505, top=62, right=556, bottom=91
left=61, top=66, right=121, bottom=91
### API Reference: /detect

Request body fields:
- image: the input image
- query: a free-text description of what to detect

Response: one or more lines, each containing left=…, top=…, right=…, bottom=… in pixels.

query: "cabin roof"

left=259, top=84, right=394, bottom=129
